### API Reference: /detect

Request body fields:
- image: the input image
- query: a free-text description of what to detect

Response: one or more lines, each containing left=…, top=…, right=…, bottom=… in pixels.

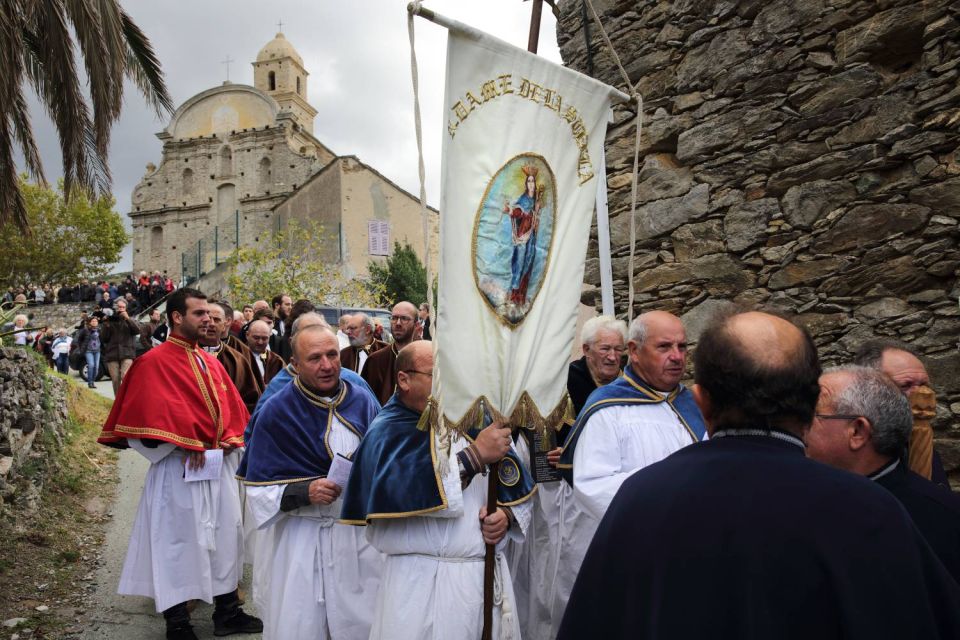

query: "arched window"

left=150, top=226, right=163, bottom=255
left=258, top=157, right=272, bottom=190
left=268, top=71, right=276, bottom=91
left=219, top=146, right=233, bottom=176
left=182, top=168, right=194, bottom=195
left=296, top=76, right=301, bottom=95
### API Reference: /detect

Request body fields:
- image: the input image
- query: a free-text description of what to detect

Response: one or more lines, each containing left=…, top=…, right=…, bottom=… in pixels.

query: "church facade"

left=129, top=33, right=436, bottom=286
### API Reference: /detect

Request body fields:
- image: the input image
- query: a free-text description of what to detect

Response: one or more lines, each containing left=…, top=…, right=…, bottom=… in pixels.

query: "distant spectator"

left=419, top=303, right=432, bottom=340
left=124, top=292, right=142, bottom=316
left=11, top=314, right=30, bottom=346
left=140, top=309, right=162, bottom=354
left=100, top=299, right=141, bottom=394
left=75, top=317, right=102, bottom=388
left=98, top=290, right=112, bottom=310
left=51, top=328, right=72, bottom=374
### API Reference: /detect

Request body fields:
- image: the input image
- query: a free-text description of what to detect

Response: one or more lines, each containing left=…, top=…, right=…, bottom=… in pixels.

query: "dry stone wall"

left=557, top=0, right=960, bottom=477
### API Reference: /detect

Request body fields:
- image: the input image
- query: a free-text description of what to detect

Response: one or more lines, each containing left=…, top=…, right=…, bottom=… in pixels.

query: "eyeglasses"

left=402, top=370, right=433, bottom=377
left=594, top=346, right=626, bottom=355
left=815, top=414, right=861, bottom=421
left=391, top=315, right=416, bottom=323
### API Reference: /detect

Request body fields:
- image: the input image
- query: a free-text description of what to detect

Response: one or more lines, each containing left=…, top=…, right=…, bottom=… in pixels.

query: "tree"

left=367, top=241, right=429, bottom=306
left=0, top=177, right=128, bottom=287
left=1, top=1, right=172, bottom=231
left=226, top=219, right=384, bottom=307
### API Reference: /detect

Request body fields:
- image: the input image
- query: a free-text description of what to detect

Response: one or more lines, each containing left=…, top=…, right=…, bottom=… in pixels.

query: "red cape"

left=97, top=335, right=248, bottom=451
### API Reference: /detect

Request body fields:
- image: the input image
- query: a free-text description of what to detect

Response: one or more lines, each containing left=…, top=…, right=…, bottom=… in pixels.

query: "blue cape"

left=237, top=376, right=379, bottom=484
left=244, top=364, right=376, bottom=444
left=557, top=366, right=706, bottom=486
left=340, top=394, right=537, bottom=524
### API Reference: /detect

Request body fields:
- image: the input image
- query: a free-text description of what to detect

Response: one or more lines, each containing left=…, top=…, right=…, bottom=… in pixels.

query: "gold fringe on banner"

left=419, top=391, right=575, bottom=438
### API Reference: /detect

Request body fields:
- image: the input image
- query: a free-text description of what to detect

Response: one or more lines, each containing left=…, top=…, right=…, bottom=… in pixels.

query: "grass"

left=0, top=374, right=117, bottom=638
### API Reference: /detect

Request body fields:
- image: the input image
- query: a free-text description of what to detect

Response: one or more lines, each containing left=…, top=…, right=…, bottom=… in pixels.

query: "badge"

left=498, top=457, right=521, bottom=487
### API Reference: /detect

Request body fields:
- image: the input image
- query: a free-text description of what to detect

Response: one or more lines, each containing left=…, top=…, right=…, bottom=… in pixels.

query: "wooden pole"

left=481, top=461, right=500, bottom=640
left=481, top=6, right=544, bottom=640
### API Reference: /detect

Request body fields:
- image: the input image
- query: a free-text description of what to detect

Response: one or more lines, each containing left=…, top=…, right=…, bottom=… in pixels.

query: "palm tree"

left=0, top=0, right=173, bottom=231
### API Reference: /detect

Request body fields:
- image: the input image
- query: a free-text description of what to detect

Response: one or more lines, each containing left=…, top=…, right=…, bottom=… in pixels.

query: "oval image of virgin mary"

left=473, top=153, right=556, bottom=327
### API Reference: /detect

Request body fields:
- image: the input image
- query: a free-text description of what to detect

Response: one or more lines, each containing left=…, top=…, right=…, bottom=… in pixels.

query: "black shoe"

left=213, top=609, right=263, bottom=636
left=88, top=382, right=96, bottom=388
left=166, top=624, right=198, bottom=640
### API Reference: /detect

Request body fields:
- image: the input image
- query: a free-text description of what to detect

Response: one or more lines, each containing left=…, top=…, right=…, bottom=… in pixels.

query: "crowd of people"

left=91, top=286, right=959, bottom=640
left=3, top=270, right=177, bottom=310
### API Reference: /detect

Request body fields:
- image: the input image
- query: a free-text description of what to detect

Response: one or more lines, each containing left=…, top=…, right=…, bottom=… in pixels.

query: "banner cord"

left=582, top=0, right=643, bottom=325
left=407, top=1, right=434, bottom=318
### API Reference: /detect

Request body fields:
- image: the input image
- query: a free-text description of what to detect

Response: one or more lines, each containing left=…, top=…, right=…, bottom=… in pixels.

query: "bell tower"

left=253, top=32, right=318, bottom=134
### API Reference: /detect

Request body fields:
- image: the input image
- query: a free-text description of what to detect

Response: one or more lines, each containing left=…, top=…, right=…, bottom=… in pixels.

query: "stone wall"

left=557, top=1, right=960, bottom=477
left=0, top=348, right=68, bottom=507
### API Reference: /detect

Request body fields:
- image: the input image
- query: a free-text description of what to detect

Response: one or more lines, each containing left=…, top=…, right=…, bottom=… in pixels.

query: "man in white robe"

left=238, top=325, right=382, bottom=640
left=96, top=288, right=261, bottom=640
left=341, top=341, right=537, bottom=640
left=510, top=315, right=628, bottom=640
left=556, top=311, right=707, bottom=593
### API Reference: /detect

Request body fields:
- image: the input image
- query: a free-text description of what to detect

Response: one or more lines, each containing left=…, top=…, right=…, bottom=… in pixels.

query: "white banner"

left=432, top=24, right=617, bottom=431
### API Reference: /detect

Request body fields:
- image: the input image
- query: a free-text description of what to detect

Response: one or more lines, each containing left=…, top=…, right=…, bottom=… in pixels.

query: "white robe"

left=245, top=417, right=382, bottom=640
left=572, top=401, right=699, bottom=521
left=118, top=441, right=244, bottom=612
left=366, top=437, right=532, bottom=640
left=508, top=437, right=593, bottom=640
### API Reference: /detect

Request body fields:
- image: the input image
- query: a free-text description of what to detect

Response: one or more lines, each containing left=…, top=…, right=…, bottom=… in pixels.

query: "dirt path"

left=80, top=381, right=259, bottom=639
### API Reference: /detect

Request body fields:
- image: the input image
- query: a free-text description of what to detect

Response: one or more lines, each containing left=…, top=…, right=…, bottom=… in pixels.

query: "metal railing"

left=181, top=210, right=241, bottom=285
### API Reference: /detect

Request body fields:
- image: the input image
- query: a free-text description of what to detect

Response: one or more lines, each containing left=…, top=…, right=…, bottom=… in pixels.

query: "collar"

left=867, top=458, right=899, bottom=481
left=202, top=342, right=223, bottom=354
left=623, top=366, right=680, bottom=402
left=294, top=375, right=346, bottom=408
left=167, top=334, right=198, bottom=350
left=711, top=427, right=806, bottom=451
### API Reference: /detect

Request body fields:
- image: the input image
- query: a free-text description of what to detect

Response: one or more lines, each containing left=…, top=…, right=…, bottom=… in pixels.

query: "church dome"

left=256, top=32, right=303, bottom=66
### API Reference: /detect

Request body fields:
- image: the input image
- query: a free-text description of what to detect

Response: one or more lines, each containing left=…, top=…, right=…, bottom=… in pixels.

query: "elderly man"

left=558, top=310, right=706, bottom=519
left=853, top=339, right=948, bottom=484
left=238, top=325, right=382, bottom=640
left=200, top=302, right=262, bottom=413
left=510, top=315, right=628, bottom=640
left=246, top=319, right=285, bottom=388
left=805, top=365, right=960, bottom=583
left=341, top=341, right=535, bottom=639
left=340, top=313, right=387, bottom=374
left=560, top=310, right=960, bottom=639
left=100, top=298, right=141, bottom=394
left=361, top=302, right=419, bottom=404
left=336, top=314, right=352, bottom=350
left=139, top=308, right=162, bottom=354
left=238, top=299, right=271, bottom=343
left=97, top=288, right=260, bottom=640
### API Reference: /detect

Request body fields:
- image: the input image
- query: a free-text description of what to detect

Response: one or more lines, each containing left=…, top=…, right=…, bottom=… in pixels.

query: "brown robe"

left=210, top=341, right=263, bottom=414
left=340, top=339, right=388, bottom=374
left=250, top=349, right=286, bottom=390
left=226, top=333, right=252, bottom=358
left=361, top=343, right=400, bottom=405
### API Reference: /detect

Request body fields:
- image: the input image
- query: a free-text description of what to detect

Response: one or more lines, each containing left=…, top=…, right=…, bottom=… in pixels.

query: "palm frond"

left=120, top=7, right=173, bottom=117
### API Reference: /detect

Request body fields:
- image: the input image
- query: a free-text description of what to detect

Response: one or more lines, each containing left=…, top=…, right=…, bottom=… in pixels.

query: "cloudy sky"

left=23, top=0, right=562, bottom=271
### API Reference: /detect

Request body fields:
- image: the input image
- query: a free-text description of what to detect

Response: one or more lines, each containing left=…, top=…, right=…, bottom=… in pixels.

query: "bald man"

left=560, top=310, right=960, bottom=640
left=361, top=302, right=419, bottom=405
left=247, top=319, right=285, bottom=388
left=200, top=302, right=263, bottom=413
left=238, top=325, right=382, bottom=639
left=559, top=311, right=706, bottom=519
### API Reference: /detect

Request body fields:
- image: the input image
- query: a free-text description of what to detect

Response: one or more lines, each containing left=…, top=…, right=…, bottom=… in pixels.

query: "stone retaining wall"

left=557, top=0, right=960, bottom=479
left=0, top=347, right=68, bottom=507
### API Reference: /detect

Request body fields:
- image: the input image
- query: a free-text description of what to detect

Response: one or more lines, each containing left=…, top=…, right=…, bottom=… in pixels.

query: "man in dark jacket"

left=806, top=365, right=960, bottom=583
left=559, top=309, right=960, bottom=640
left=100, top=299, right=141, bottom=395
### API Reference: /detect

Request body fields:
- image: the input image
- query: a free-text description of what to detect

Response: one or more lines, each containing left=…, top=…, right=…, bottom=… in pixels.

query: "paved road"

left=79, top=376, right=259, bottom=639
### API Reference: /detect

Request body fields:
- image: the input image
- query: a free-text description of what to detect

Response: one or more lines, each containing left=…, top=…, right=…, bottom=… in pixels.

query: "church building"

left=129, top=32, right=436, bottom=287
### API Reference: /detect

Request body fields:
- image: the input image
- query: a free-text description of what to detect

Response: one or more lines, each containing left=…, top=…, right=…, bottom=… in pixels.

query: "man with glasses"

left=361, top=301, right=420, bottom=404
left=559, top=309, right=960, bottom=639
left=341, top=340, right=535, bottom=639
left=510, top=315, right=628, bottom=640
left=805, top=365, right=960, bottom=583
